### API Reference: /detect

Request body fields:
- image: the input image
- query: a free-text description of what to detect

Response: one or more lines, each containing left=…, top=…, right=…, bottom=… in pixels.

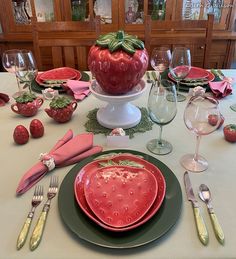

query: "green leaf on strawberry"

left=96, top=30, right=144, bottom=54
left=49, top=96, right=71, bottom=109
left=14, top=92, right=37, bottom=103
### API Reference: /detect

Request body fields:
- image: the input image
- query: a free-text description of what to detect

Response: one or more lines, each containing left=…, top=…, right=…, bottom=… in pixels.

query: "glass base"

left=230, top=104, right=236, bottom=112
left=146, top=139, right=173, bottom=155
left=176, top=93, right=186, bottom=102
left=12, top=90, right=26, bottom=98
left=180, top=153, right=208, bottom=172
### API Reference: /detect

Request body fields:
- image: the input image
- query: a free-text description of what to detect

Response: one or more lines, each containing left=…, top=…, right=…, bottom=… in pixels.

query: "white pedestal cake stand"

left=90, top=80, right=147, bottom=129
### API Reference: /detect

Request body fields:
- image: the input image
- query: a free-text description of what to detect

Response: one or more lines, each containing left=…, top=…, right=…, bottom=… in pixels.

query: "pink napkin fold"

left=16, top=130, right=103, bottom=195
left=66, top=80, right=91, bottom=101
left=209, top=77, right=233, bottom=98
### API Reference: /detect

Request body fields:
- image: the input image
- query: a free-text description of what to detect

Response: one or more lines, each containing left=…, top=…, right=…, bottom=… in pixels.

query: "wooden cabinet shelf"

left=0, top=0, right=235, bottom=70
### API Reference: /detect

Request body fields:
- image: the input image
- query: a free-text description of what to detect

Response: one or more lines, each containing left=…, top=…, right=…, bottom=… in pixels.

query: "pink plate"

left=74, top=153, right=166, bottom=232
left=36, top=68, right=82, bottom=87
left=84, top=165, right=158, bottom=228
left=40, top=67, right=77, bottom=81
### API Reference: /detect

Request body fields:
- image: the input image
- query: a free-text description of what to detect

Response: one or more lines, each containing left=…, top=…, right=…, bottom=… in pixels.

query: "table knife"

left=184, top=171, right=209, bottom=245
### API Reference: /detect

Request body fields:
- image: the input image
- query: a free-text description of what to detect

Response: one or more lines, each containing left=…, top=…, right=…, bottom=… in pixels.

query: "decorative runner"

left=84, top=107, right=153, bottom=138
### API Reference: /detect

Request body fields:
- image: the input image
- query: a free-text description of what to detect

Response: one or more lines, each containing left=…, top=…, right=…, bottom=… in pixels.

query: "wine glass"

left=150, top=47, right=171, bottom=82
left=169, top=47, right=191, bottom=102
left=146, top=79, right=177, bottom=155
left=180, top=95, right=220, bottom=172
left=16, top=50, right=38, bottom=93
left=2, top=49, right=24, bottom=97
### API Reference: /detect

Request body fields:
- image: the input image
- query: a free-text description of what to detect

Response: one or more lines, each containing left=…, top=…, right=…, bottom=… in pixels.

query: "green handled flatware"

left=16, top=185, right=43, bottom=250
left=199, top=184, right=225, bottom=245
left=184, top=171, right=209, bottom=245
left=30, top=176, right=59, bottom=251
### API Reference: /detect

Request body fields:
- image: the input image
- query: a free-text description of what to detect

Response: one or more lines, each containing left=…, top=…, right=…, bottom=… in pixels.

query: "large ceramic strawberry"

left=88, top=30, right=149, bottom=94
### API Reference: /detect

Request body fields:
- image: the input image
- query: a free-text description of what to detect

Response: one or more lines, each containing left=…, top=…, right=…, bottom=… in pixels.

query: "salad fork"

left=30, top=176, right=59, bottom=251
left=16, top=185, right=43, bottom=250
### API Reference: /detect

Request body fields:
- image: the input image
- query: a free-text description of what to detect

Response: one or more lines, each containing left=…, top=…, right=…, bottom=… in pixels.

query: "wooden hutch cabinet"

left=0, top=0, right=235, bottom=70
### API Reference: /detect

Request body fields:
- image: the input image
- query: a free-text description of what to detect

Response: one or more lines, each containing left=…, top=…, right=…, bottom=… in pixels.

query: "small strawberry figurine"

left=30, top=119, right=44, bottom=138
left=13, top=125, right=29, bottom=145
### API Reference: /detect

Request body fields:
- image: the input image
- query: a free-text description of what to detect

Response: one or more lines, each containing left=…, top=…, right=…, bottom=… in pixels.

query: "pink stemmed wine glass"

left=150, top=47, right=171, bottom=81
left=169, top=47, right=191, bottom=102
left=180, top=95, right=221, bottom=172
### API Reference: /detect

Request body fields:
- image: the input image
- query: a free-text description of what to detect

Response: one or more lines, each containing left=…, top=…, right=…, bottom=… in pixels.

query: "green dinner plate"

left=31, top=71, right=90, bottom=94
left=58, top=149, right=182, bottom=249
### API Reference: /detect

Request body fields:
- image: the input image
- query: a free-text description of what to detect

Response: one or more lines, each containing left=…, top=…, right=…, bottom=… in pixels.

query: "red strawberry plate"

left=74, top=153, right=166, bottom=232
left=40, top=67, right=78, bottom=81
left=36, top=68, right=81, bottom=87
left=84, top=165, right=158, bottom=228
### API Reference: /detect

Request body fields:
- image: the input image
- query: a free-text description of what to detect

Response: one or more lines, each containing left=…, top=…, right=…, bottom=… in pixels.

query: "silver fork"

left=17, top=185, right=43, bottom=250
left=30, top=176, right=59, bottom=251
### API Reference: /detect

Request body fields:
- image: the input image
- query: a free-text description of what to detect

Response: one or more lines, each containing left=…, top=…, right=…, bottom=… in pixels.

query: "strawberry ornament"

left=13, top=125, right=29, bottom=145
left=30, top=119, right=44, bottom=138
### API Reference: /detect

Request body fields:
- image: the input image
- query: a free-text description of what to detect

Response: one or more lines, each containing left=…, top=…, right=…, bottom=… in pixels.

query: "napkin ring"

left=39, top=153, right=55, bottom=171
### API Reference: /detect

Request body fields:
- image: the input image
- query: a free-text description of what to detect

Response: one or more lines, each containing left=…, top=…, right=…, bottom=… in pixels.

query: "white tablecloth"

left=0, top=70, right=236, bottom=259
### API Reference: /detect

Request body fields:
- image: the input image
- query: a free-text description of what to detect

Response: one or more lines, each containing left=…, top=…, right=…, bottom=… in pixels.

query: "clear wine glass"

left=150, top=47, right=171, bottom=82
left=147, top=79, right=177, bottom=155
left=16, top=50, right=38, bottom=93
left=2, top=49, right=24, bottom=97
left=169, top=47, right=191, bottom=102
left=180, top=95, right=221, bottom=172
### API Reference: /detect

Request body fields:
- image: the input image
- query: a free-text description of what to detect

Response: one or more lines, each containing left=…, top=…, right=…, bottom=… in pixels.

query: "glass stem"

left=194, top=135, right=201, bottom=162
left=15, top=75, right=21, bottom=91
left=29, top=81, right=32, bottom=93
left=176, top=80, right=180, bottom=96
left=158, top=125, right=163, bottom=145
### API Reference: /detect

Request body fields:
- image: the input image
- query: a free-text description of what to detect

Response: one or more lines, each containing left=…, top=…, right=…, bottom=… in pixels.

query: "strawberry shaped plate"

left=40, top=67, right=78, bottom=81
left=84, top=165, right=158, bottom=228
left=36, top=68, right=82, bottom=88
left=74, top=153, right=166, bottom=232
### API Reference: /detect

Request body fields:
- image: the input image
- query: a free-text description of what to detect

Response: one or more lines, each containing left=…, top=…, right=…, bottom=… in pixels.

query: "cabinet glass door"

left=181, top=0, right=233, bottom=29
left=93, top=0, right=112, bottom=24
left=12, top=0, right=31, bottom=24
left=33, top=0, right=54, bottom=22
left=125, top=0, right=144, bottom=24
left=71, top=0, right=87, bottom=21
left=148, top=0, right=167, bottom=21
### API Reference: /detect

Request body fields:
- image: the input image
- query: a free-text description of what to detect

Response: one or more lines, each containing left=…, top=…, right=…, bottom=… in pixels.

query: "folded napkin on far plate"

left=209, top=70, right=234, bottom=98
left=66, top=80, right=91, bottom=101
left=209, top=78, right=233, bottom=98
left=16, top=130, right=103, bottom=195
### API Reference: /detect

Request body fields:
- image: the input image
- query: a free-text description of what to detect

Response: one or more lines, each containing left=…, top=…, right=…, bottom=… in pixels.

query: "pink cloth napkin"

left=66, top=80, right=91, bottom=101
left=209, top=77, right=233, bottom=98
left=16, top=130, right=103, bottom=195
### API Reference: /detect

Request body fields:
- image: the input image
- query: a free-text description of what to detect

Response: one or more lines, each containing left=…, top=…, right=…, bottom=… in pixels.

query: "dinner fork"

left=30, top=176, right=59, bottom=251
left=16, top=185, right=43, bottom=250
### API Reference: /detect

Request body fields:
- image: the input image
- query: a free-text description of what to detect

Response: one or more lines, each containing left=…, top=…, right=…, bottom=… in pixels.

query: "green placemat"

left=161, top=69, right=221, bottom=92
left=31, top=71, right=90, bottom=94
left=84, top=107, right=153, bottom=138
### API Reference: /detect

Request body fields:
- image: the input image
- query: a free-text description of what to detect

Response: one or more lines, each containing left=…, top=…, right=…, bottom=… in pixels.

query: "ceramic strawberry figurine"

left=45, top=96, right=77, bottom=123
left=13, top=125, right=29, bottom=145
left=11, top=92, right=44, bottom=117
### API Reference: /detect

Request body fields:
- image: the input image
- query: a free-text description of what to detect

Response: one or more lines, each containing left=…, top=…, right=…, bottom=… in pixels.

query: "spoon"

left=199, top=184, right=225, bottom=245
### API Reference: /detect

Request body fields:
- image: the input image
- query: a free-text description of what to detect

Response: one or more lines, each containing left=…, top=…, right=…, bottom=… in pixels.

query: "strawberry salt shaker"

left=13, top=125, right=29, bottom=145
left=30, top=119, right=44, bottom=138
